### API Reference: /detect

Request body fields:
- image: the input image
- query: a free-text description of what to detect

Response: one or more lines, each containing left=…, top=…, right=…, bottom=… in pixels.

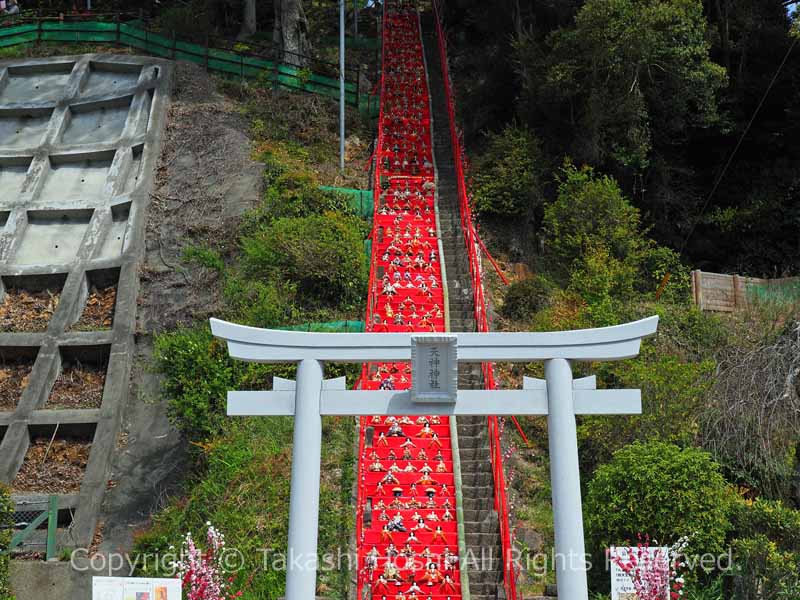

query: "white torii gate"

left=210, top=315, right=659, bottom=600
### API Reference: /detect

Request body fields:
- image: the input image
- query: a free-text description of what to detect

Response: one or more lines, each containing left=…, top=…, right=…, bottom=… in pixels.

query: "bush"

left=641, top=245, right=691, bottom=303
left=579, top=346, right=714, bottom=469
left=544, top=161, right=647, bottom=276
left=567, top=242, right=638, bottom=326
left=243, top=143, right=354, bottom=231
left=731, top=536, right=800, bottom=599
left=153, top=327, right=257, bottom=443
left=240, top=213, right=368, bottom=307
left=500, top=275, right=555, bottom=321
left=472, top=124, right=546, bottom=218
left=222, top=276, right=296, bottom=329
left=731, top=498, right=800, bottom=553
left=0, top=483, right=13, bottom=600
left=183, top=245, right=225, bottom=273
left=585, top=441, right=733, bottom=559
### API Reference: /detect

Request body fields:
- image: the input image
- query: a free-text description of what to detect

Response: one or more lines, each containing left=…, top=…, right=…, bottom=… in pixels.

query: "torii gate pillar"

left=286, top=359, right=324, bottom=600
left=546, top=358, right=588, bottom=599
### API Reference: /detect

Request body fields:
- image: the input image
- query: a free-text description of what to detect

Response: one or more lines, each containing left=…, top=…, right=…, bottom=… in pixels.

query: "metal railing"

left=7, top=495, right=59, bottom=560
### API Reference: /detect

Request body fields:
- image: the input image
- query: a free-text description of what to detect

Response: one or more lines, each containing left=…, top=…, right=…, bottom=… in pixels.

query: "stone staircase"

left=421, top=13, right=505, bottom=600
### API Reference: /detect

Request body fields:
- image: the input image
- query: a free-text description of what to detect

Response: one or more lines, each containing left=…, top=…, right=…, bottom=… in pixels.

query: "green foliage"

left=731, top=536, right=800, bottom=599
left=540, top=162, right=694, bottom=324
left=579, top=344, right=714, bottom=468
left=567, top=242, right=638, bottom=326
left=544, top=162, right=646, bottom=279
left=0, top=484, right=13, bottom=600
left=636, top=302, right=730, bottom=362
left=156, top=2, right=209, bottom=42
left=153, top=327, right=249, bottom=443
left=500, top=275, right=555, bottom=321
left=682, top=576, right=725, bottom=600
left=183, top=245, right=225, bottom=273
left=133, top=416, right=355, bottom=599
left=642, top=245, right=692, bottom=304
left=530, top=0, right=726, bottom=171
left=222, top=275, right=297, bottom=329
left=241, top=213, right=368, bottom=307
left=471, top=124, right=545, bottom=218
left=731, top=498, right=800, bottom=554
left=243, top=144, right=355, bottom=231
left=585, top=441, right=734, bottom=558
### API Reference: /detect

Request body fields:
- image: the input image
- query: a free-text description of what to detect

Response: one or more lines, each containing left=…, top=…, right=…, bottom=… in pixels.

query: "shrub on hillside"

left=0, top=483, right=13, bottom=600
left=223, top=276, right=296, bottom=329
left=731, top=498, right=800, bottom=553
left=472, top=124, right=546, bottom=218
left=243, top=143, right=354, bottom=231
left=500, top=275, right=555, bottom=321
left=544, top=161, right=646, bottom=276
left=585, top=441, right=733, bottom=559
left=731, top=536, right=800, bottom=599
left=543, top=161, right=692, bottom=321
left=579, top=346, right=714, bottom=469
left=155, top=328, right=239, bottom=442
left=133, top=415, right=356, bottom=598
left=567, top=242, right=638, bottom=326
left=241, top=213, right=368, bottom=307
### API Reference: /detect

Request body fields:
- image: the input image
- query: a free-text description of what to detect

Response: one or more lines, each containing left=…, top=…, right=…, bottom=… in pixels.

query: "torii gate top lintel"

left=209, top=315, right=659, bottom=364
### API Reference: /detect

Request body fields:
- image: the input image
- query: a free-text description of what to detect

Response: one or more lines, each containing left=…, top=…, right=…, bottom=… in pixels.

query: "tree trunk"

left=276, top=0, right=311, bottom=66
left=714, top=0, right=731, bottom=76
left=238, top=0, right=257, bottom=40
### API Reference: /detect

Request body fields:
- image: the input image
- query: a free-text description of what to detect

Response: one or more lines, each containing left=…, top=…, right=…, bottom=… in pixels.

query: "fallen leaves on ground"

left=72, top=286, right=116, bottom=331
left=0, top=289, right=60, bottom=332
left=12, top=438, right=92, bottom=494
left=0, top=363, right=33, bottom=411
left=48, top=363, right=106, bottom=409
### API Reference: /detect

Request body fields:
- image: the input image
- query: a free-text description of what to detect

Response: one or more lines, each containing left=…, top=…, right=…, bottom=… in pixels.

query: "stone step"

left=423, top=12, right=506, bottom=597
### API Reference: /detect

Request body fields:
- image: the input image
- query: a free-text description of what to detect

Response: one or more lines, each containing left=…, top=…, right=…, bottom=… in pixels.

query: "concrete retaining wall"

left=0, top=54, right=172, bottom=552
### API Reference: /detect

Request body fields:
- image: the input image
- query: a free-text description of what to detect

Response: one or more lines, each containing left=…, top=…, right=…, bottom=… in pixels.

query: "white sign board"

left=92, top=577, right=181, bottom=600
left=410, top=335, right=457, bottom=403
left=610, top=546, right=669, bottom=600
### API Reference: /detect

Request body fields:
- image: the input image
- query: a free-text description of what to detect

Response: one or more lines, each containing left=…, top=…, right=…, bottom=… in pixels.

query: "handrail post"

left=46, top=495, right=58, bottom=561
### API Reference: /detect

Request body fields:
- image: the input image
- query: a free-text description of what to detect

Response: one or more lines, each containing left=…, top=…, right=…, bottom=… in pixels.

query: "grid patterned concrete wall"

left=0, top=54, right=171, bottom=550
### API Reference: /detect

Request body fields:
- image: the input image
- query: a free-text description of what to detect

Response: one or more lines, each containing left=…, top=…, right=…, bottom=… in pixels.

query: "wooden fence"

left=691, top=270, right=800, bottom=312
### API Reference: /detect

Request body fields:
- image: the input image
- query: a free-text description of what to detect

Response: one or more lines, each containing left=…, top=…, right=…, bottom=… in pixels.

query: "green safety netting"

left=320, top=186, right=373, bottom=218
left=277, top=320, right=365, bottom=332
left=747, top=280, right=800, bottom=305
left=0, top=20, right=380, bottom=116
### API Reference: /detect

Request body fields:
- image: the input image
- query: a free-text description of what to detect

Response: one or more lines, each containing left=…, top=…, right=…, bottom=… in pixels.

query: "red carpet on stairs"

left=356, top=2, right=463, bottom=600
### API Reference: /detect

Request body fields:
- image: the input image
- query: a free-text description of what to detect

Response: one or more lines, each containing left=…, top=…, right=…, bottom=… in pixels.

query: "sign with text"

left=610, top=546, right=669, bottom=600
left=410, top=335, right=457, bottom=403
left=92, top=577, right=181, bottom=600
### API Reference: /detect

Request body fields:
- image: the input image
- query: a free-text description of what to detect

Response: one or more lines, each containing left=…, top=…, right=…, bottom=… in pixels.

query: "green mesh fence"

left=277, top=320, right=365, bottom=332
left=746, top=280, right=800, bottom=305
left=0, top=20, right=380, bottom=116
left=320, top=186, right=373, bottom=218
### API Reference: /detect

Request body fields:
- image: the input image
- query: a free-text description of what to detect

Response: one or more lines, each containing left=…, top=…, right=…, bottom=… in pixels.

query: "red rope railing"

left=430, top=2, right=519, bottom=599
